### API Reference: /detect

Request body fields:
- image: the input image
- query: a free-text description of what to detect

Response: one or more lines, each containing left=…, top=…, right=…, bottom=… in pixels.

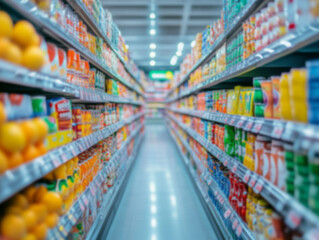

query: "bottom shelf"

left=165, top=119, right=254, bottom=240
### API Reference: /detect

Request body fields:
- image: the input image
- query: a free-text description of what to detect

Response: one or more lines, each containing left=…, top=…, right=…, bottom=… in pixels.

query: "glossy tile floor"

left=106, top=122, right=217, bottom=240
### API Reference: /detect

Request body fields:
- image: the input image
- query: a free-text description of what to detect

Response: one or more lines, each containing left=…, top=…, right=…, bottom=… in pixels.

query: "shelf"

left=167, top=112, right=319, bottom=236
left=0, top=112, right=144, bottom=203
left=49, top=125, right=144, bottom=239
left=0, top=60, right=143, bottom=106
left=166, top=121, right=253, bottom=240
left=85, top=132, right=144, bottom=240
left=167, top=18, right=319, bottom=102
left=3, top=0, right=143, bottom=97
left=166, top=0, right=264, bottom=97
left=66, top=0, right=143, bottom=90
left=167, top=108, right=319, bottom=150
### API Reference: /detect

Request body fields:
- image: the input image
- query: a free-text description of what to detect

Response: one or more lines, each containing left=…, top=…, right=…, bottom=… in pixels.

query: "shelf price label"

left=236, top=225, right=243, bottom=237
left=223, top=159, right=228, bottom=166
left=272, top=124, right=284, bottom=139
left=232, top=219, right=238, bottom=230
left=285, top=210, right=301, bottom=229
left=253, top=179, right=264, bottom=194
left=249, top=175, right=257, bottom=188
left=237, top=120, right=244, bottom=128
left=243, top=170, right=251, bottom=183
left=253, top=122, right=263, bottom=133
left=245, top=120, right=254, bottom=131
left=230, top=118, right=236, bottom=125
left=224, top=208, right=231, bottom=219
left=232, top=162, right=238, bottom=173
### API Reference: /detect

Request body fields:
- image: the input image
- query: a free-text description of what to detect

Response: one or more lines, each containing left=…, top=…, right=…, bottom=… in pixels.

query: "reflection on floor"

left=106, top=122, right=217, bottom=240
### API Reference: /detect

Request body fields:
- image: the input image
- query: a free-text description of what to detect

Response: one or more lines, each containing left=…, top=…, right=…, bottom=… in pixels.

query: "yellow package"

left=226, top=86, right=242, bottom=114
left=244, top=89, right=254, bottom=116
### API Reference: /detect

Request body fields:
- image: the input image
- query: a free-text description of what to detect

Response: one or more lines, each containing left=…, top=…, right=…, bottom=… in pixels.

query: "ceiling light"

left=177, top=42, right=184, bottom=51
left=170, top=56, right=178, bottom=66
left=150, top=60, right=156, bottom=66
left=176, top=51, right=182, bottom=57
left=150, top=20, right=156, bottom=26
left=150, top=29, right=156, bottom=35
left=126, top=44, right=129, bottom=49
left=191, top=40, right=195, bottom=48
left=150, top=51, right=156, bottom=58
left=150, top=43, right=156, bottom=49
left=149, top=12, right=156, bottom=19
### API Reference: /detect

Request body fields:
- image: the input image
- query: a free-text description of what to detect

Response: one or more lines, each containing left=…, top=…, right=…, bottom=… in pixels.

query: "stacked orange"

left=0, top=186, right=63, bottom=240
left=0, top=11, right=45, bottom=71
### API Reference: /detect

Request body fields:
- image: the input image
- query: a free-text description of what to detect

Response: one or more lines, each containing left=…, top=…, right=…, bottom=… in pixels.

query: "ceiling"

left=102, top=0, right=222, bottom=71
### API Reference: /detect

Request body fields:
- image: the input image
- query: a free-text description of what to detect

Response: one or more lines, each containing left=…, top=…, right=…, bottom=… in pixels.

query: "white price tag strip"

left=253, top=178, right=264, bottom=194
left=236, top=225, right=243, bottom=237
left=232, top=219, right=238, bottom=230
left=243, top=170, right=250, bottom=183
left=224, top=208, right=231, bottom=219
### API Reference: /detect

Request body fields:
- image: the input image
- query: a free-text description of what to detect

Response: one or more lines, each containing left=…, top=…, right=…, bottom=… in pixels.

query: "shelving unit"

left=0, top=112, right=144, bottom=203
left=166, top=0, right=265, bottom=97
left=166, top=120, right=254, bottom=240
left=166, top=112, right=319, bottom=235
left=2, top=0, right=144, bottom=97
left=49, top=125, right=144, bottom=239
left=167, top=107, right=319, bottom=151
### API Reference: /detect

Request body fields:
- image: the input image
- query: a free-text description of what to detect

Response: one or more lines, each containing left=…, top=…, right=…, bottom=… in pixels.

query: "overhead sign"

left=149, top=71, right=173, bottom=80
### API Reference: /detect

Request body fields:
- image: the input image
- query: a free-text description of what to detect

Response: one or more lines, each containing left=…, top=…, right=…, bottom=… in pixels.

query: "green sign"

left=149, top=71, right=173, bottom=80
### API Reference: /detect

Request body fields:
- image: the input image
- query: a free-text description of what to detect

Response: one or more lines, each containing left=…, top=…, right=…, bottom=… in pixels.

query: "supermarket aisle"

left=106, top=122, right=217, bottom=240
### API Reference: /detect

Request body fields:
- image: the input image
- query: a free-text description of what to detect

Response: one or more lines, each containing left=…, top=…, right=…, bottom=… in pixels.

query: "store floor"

left=106, top=122, right=217, bottom=240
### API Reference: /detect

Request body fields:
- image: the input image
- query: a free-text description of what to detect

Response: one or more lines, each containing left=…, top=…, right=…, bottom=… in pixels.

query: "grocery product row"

left=167, top=0, right=319, bottom=102
left=166, top=58, right=319, bottom=148
left=49, top=124, right=144, bottom=240
left=166, top=111, right=319, bottom=238
left=0, top=116, right=144, bottom=240
left=1, top=0, right=144, bottom=97
left=166, top=121, right=252, bottom=240
left=0, top=92, right=144, bottom=203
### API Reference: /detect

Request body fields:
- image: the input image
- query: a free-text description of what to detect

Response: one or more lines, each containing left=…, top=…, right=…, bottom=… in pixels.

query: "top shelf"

left=166, top=0, right=265, bottom=97
left=3, top=0, right=144, bottom=97
left=166, top=17, right=319, bottom=103
left=67, top=0, right=144, bottom=90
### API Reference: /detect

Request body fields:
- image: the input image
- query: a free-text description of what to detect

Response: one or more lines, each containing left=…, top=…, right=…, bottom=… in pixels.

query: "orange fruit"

left=4, top=42, right=22, bottom=65
left=0, top=149, right=8, bottom=174
left=40, top=192, right=63, bottom=214
left=0, top=214, right=27, bottom=240
left=22, top=46, right=45, bottom=71
left=24, top=186, right=37, bottom=202
left=7, top=151, right=23, bottom=169
left=36, top=142, right=47, bottom=156
left=0, top=11, right=13, bottom=38
left=22, top=233, right=37, bottom=240
left=21, top=209, right=37, bottom=230
left=45, top=213, right=58, bottom=229
left=12, top=20, right=36, bottom=48
left=5, top=205, right=22, bottom=215
left=30, top=222, right=47, bottom=240
left=32, top=118, right=48, bottom=143
left=22, top=144, right=40, bottom=162
left=0, top=38, right=11, bottom=59
left=30, top=34, right=40, bottom=47
left=0, top=122, right=26, bottom=153
left=29, top=204, right=48, bottom=223
left=10, top=194, right=29, bottom=209
left=33, top=185, right=48, bottom=203
left=20, top=120, right=39, bottom=145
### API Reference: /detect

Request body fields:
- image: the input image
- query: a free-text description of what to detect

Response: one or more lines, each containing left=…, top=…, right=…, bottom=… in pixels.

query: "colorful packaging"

left=260, top=80, right=273, bottom=118
left=0, top=93, right=33, bottom=120
left=47, top=98, right=72, bottom=130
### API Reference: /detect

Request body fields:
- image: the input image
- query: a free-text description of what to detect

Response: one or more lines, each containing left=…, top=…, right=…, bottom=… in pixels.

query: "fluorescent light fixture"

left=149, top=12, right=156, bottom=19
left=150, top=182, right=156, bottom=192
left=150, top=20, right=156, bottom=26
left=150, top=60, right=156, bottom=66
left=126, top=44, right=129, bottom=49
left=171, top=195, right=176, bottom=206
left=176, top=51, right=182, bottom=57
left=151, top=205, right=157, bottom=214
left=151, top=218, right=157, bottom=227
left=150, top=29, right=156, bottom=35
left=191, top=40, right=195, bottom=47
left=150, top=43, right=157, bottom=49
left=150, top=194, right=156, bottom=202
left=170, top=56, right=178, bottom=66
left=151, top=234, right=157, bottom=240
left=177, top=42, right=184, bottom=51
left=149, top=51, right=156, bottom=58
